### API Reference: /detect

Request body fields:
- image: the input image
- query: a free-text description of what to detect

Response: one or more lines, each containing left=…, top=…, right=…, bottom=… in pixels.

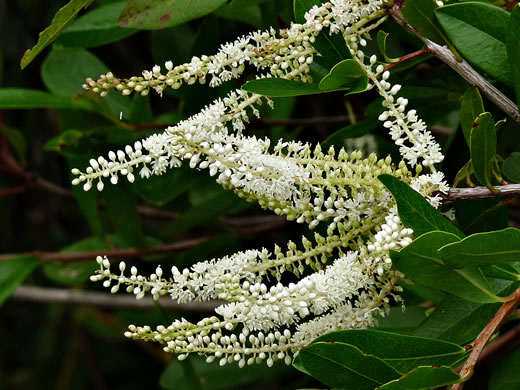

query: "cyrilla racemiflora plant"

left=40, top=1, right=520, bottom=388
left=71, top=0, right=452, bottom=368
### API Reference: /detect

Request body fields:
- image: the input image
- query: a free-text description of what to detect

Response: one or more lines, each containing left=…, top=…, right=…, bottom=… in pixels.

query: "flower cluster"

left=74, top=0, right=451, bottom=367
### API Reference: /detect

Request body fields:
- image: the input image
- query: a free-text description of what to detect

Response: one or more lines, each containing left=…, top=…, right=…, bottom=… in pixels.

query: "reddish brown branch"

left=0, top=237, right=211, bottom=262
left=383, top=48, right=430, bottom=72
left=478, top=323, right=520, bottom=365
left=451, top=287, right=520, bottom=390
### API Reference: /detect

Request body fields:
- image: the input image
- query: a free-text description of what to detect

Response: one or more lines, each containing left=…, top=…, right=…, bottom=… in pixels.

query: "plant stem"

left=388, top=4, right=520, bottom=124
left=442, top=184, right=520, bottom=201
left=11, top=286, right=221, bottom=312
left=0, top=237, right=210, bottom=262
left=451, top=287, right=520, bottom=390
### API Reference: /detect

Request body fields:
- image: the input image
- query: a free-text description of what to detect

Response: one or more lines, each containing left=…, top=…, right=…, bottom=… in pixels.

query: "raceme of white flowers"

left=74, top=0, right=450, bottom=367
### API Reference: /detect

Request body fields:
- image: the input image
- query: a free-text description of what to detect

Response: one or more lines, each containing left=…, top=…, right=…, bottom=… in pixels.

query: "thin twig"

left=0, top=237, right=211, bottom=262
left=477, top=323, right=520, bottom=365
left=383, top=48, right=430, bottom=72
left=441, top=184, right=520, bottom=201
left=11, top=286, right=221, bottom=312
left=451, top=287, right=520, bottom=390
left=388, top=5, right=520, bottom=124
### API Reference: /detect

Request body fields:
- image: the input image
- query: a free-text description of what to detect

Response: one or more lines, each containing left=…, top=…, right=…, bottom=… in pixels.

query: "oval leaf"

left=0, top=256, right=40, bottom=305
left=439, top=227, right=520, bottom=269
left=460, top=86, right=484, bottom=146
left=242, top=78, right=321, bottom=97
left=118, top=0, right=227, bottom=30
left=57, top=2, right=137, bottom=48
left=470, top=112, right=496, bottom=188
left=318, top=59, right=368, bottom=93
left=502, top=152, right=520, bottom=183
left=0, top=88, right=82, bottom=110
left=378, top=175, right=464, bottom=238
left=293, top=342, right=401, bottom=390
left=507, top=5, right=520, bottom=110
left=20, top=0, right=94, bottom=69
left=313, top=329, right=465, bottom=374
left=435, top=3, right=512, bottom=85
left=391, top=231, right=504, bottom=303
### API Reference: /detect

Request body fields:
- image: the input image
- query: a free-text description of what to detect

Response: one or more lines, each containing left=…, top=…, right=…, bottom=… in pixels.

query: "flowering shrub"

left=1, top=0, right=520, bottom=389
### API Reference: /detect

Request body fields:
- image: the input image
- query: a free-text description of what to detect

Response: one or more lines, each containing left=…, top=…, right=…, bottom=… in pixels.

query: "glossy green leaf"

left=293, top=342, right=401, bottom=389
left=321, top=118, right=379, bottom=151
left=0, top=88, right=82, bottom=109
left=375, top=306, right=427, bottom=333
left=436, top=3, right=512, bottom=85
left=214, top=0, right=263, bottom=27
left=0, top=256, right=40, bottom=305
left=460, top=86, right=484, bottom=146
left=377, top=31, right=399, bottom=63
left=489, top=348, right=520, bottom=390
left=44, top=129, right=84, bottom=152
left=56, top=2, right=137, bottom=48
left=470, top=112, right=496, bottom=188
left=118, top=0, right=227, bottom=30
left=41, top=47, right=130, bottom=116
left=391, top=231, right=503, bottom=303
left=439, top=227, right=520, bottom=269
left=378, top=175, right=464, bottom=238
left=502, top=152, right=520, bottom=183
left=414, top=279, right=516, bottom=344
left=377, top=366, right=462, bottom=390
left=242, top=78, right=321, bottom=97
left=43, top=262, right=99, bottom=285
left=20, top=0, right=94, bottom=69
left=507, top=5, right=520, bottom=110
left=402, top=0, right=448, bottom=44
left=134, top=164, right=202, bottom=207
left=313, top=330, right=465, bottom=373
left=318, top=59, right=368, bottom=93
left=293, top=0, right=320, bottom=23
left=482, top=264, right=520, bottom=281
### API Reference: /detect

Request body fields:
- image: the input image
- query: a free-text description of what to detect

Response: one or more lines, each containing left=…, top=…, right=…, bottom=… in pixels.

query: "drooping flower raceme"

left=73, top=0, right=450, bottom=367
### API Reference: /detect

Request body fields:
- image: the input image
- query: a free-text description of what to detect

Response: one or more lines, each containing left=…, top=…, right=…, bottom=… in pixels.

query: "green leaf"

left=489, top=348, right=520, bottom=390
left=0, top=256, right=40, bottom=305
left=44, top=129, right=84, bottom=152
left=214, top=0, right=263, bottom=28
left=20, top=0, right=94, bottom=69
left=482, top=264, right=520, bottom=281
left=502, top=152, right=520, bottom=183
left=377, top=366, right=462, bottom=390
left=134, top=163, right=202, bottom=207
left=321, top=118, right=379, bottom=151
left=103, top=181, right=146, bottom=248
left=313, top=330, right=465, bottom=373
left=470, top=112, right=496, bottom=188
left=43, top=262, right=99, bottom=285
left=318, top=59, right=368, bottom=93
left=414, top=279, right=516, bottom=344
left=439, top=227, right=520, bottom=269
left=41, top=47, right=130, bottom=116
left=377, top=31, right=399, bottom=63
left=435, top=3, right=512, bottom=85
left=378, top=175, right=464, bottom=238
left=118, top=0, right=227, bottom=30
left=242, top=78, right=321, bottom=97
left=507, top=5, right=520, bottom=111
left=402, top=0, right=448, bottom=44
left=460, top=86, right=484, bottom=146
left=56, top=1, right=137, bottom=48
left=293, top=0, right=320, bottom=24
left=293, top=342, right=401, bottom=390
left=0, top=88, right=82, bottom=109
left=391, top=231, right=504, bottom=303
